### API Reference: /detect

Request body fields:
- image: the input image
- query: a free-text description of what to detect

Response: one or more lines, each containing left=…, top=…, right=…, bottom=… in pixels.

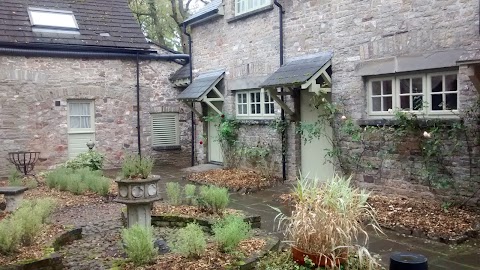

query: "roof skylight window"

left=28, top=7, right=79, bottom=30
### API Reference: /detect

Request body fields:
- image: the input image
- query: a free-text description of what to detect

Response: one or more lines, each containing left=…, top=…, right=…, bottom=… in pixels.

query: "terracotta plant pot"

left=291, top=246, right=347, bottom=267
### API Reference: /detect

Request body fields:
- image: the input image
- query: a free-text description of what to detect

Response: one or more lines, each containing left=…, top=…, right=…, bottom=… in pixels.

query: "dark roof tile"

left=0, top=0, right=149, bottom=51
left=260, top=52, right=333, bottom=88
left=177, top=69, right=224, bottom=100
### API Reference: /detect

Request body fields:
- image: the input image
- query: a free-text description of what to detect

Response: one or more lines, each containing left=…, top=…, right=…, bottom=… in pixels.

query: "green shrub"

left=0, top=198, right=56, bottom=253
left=199, top=186, right=230, bottom=214
left=7, top=169, right=22, bottom=187
left=212, top=215, right=250, bottom=252
left=65, top=150, right=105, bottom=171
left=0, top=217, right=23, bottom=254
left=122, top=225, right=157, bottom=266
left=166, top=182, right=182, bottom=205
left=45, top=167, right=110, bottom=196
left=184, top=184, right=197, bottom=205
left=172, top=222, right=206, bottom=258
left=121, top=155, right=154, bottom=179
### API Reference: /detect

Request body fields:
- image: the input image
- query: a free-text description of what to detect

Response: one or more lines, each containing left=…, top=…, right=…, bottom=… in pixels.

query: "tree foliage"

left=128, top=0, right=210, bottom=52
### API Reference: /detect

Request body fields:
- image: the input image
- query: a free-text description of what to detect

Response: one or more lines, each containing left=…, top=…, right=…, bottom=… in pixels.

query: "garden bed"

left=276, top=193, right=480, bottom=243
left=186, top=168, right=278, bottom=193
left=150, top=203, right=261, bottom=230
left=121, top=234, right=279, bottom=270
left=0, top=224, right=66, bottom=266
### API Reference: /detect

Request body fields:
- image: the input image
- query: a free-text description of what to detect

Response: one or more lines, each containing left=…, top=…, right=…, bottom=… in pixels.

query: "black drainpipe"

left=136, top=53, right=142, bottom=158
left=183, top=24, right=195, bottom=167
left=274, top=0, right=287, bottom=182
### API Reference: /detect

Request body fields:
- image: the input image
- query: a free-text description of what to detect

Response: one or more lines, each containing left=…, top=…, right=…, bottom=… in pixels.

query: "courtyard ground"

left=2, top=164, right=479, bottom=269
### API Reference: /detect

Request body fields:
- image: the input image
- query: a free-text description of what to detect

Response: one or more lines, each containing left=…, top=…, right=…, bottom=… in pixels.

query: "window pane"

left=383, top=80, right=392, bottom=95
left=413, top=95, right=423, bottom=110
left=400, top=96, right=410, bottom=109
left=445, top=93, right=457, bottom=110
left=81, top=116, right=91, bottom=128
left=431, top=76, right=443, bottom=92
left=383, top=97, right=392, bottom=111
left=242, top=104, right=247, bottom=114
left=372, top=81, right=381, bottom=95
left=30, top=10, right=77, bottom=29
left=372, top=97, right=381, bottom=111
left=69, top=103, right=90, bottom=115
left=445, top=74, right=457, bottom=92
left=412, top=78, right=423, bottom=93
left=400, top=79, right=410, bottom=94
left=70, top=116, right=80, bottom=128
left=431, top=94, right=443, bottom=110
left=256, top=104, right=261, bottom=113
left=255, top=92, right=261, bottom=102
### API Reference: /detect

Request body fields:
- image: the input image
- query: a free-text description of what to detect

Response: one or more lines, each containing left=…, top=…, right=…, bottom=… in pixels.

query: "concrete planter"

left=114, top=175, right=162, bottom=227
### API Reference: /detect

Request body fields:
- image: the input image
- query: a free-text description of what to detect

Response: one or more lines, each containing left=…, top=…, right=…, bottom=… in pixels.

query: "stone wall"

left=0, top=55, right=192, bottom=177
left=190, top=0, right=480, bottom=203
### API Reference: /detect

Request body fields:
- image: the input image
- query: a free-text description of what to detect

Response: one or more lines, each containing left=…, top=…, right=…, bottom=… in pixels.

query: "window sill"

left=152, top=145, right=181, bottom=151
left=357, top=118, right=462, bottom=127
left=227, top=5, right=274, bottom=23
left=237, top=119, right=274, bottom=125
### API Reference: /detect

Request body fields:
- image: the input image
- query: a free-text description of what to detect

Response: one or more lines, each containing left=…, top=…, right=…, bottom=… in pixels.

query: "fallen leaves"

left=187, top=168, right=278, bottom=191
left=152, top=203, right=242, bottom=219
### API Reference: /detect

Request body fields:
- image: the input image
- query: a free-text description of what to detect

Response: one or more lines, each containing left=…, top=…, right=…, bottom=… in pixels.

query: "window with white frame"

left=28, top=7, right=78, bottom=30
left=367, top=71, right=459, bottom=116
left=151, top=113, right=180, bottom=147
left=236, top=89, right=275, bottom=118
left=235, top=0, right=270, bottom=16
left=68, top=101, right=94, bottom=131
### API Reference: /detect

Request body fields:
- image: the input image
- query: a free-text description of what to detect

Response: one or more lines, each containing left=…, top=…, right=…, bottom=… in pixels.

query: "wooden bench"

left=0, top=186, right=28, bottom=212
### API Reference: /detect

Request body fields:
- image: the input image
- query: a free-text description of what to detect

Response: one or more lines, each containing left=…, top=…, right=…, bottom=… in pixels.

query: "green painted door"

left=208, top=104, right=223, bottom=164
left=67, top=100, right=95, bottom=159
left=300, top=91, right=334, bottom=180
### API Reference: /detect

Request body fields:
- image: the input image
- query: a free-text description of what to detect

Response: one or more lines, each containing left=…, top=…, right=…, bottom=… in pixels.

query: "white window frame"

left=367, top=71, right=459, bottom=118
left=396, top=74, right=426, bottom=112
left=151, top=113, right=180, bottom=147
left=67, top=100, right=95, bottom=134
left=28, top=7, right=79, bottom=30
left=367, top=77, right=394, bottom=116
left=235, top=89, right=275, bottom=119
left=235, top=0, right=271, bottom=16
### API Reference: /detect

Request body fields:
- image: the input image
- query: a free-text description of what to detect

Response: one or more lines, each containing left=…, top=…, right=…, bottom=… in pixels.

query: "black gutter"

left=183, top=24, right=195, bottom=167
left=136, top=53, right=142, bottom=159
left=0, top=47, right=189, bottom=61
left=274, top=0, right=287, bottom=182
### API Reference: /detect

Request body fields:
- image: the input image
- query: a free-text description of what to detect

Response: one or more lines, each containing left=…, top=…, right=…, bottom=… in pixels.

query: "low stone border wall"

left=380, top=225, right=478, bottom=245
left=0, top=227, right=82, bottom=270
left=238, top=236, right=280, bottom=270
left=150, top=213, right=261, bottom=230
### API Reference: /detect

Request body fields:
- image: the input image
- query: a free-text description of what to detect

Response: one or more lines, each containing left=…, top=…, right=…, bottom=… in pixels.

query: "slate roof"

left=177, top=70, right=224, bottom=100
left=170, top=64, right=191, bottom=81
left=0, top=0, right=150, bottom=51
left=260, top=52, right=333, bottom=88
left=183, top=0, right=222, bottom=25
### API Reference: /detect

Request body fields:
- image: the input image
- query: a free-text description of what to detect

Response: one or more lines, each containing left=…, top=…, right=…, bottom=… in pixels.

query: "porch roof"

left=260, top=51, right=333, bottom=88
left=177, top=69, right=224, bottom=101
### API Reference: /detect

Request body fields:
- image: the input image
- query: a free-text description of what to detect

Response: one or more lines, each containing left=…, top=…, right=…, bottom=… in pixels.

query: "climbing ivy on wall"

left=294, top=91, right=480, bottom=206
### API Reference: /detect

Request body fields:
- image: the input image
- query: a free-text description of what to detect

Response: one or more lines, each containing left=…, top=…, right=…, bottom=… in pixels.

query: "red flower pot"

left=291, top=246, right=347, bottom=267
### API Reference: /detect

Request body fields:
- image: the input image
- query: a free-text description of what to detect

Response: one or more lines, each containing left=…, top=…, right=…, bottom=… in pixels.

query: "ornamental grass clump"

left=213, top=215, right=251, bottom=253
left=45, top=167, right=110, bottom=196
left=184, top=184, right=197, bottom=205
left=122, top=225, right=157, bottom=266
left=199, top=185, right=230, bottom=214
left=171, top=222, right=206, bottom=258
left=166, top=182, right=182, bottom=205
left=121, top=155, right=154, bottom=179
left=0, top=198, right=56, bottom=254
left=275, top=174, right=381, bottom=269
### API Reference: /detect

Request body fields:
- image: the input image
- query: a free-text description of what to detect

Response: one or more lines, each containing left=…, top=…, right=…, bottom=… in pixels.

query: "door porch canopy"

left=260, top=51, right=333, bottom=117
left=177, top=69, right=225, bottom=117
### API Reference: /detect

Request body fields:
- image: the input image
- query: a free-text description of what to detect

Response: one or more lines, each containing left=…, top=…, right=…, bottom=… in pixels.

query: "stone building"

left=182, top=0, right=480, bottom=204
left=0, top=0, right=192, bottom=177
